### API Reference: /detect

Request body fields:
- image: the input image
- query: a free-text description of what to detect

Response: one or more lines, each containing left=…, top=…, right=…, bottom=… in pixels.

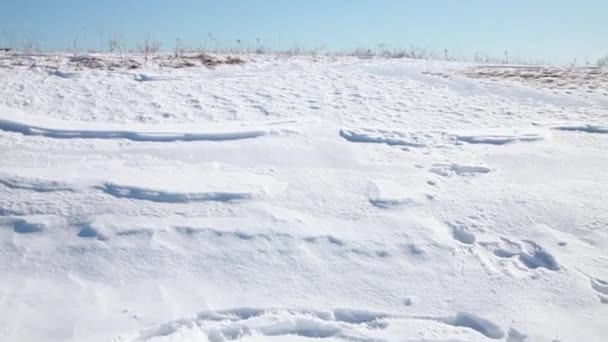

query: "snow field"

left=0, top=53, right=607, bottom=341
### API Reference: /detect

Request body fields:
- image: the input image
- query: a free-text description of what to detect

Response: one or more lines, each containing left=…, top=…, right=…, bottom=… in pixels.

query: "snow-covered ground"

left=1, top=53, right=607, bottom=342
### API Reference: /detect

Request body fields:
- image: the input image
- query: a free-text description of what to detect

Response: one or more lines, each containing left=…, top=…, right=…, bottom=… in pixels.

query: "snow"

left=367, top=180, right=430, bottom=209
left=551, top=123, right=608, bottom=134
left=0, top=52, right=607, bottom=342
left=0, top=107, right=295, bottom=142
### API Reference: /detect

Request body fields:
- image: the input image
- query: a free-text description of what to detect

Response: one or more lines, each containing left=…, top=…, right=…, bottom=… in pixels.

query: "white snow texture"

left=0, top=52, right=607, bottom=342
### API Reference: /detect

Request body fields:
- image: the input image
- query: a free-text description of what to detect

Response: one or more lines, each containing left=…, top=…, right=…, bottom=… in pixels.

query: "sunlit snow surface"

left=1, top=53, right=607, bottom=342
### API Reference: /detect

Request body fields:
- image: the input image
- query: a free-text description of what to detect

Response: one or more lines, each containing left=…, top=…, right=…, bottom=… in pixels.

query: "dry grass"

left=0, top=51, right=246, bottom=71
left=462, top=66, right=608, bottom=96
left=182, top=53, right=245, bottom=68
left=421, top=65, right=608, bottom=97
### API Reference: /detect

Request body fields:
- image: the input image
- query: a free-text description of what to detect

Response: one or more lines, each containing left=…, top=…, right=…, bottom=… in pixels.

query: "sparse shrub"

left=108, top=38, right=120, bottom=53
left=351, top=48, right=374, bottom=59
left=597, top=56, right=608, bottom=68
left=178, top=53, right=245, bottom=68
left=174, top=38, right=189, bottom=58
left=69, top=55, right=105, bottom=69
left=22, top=36, right=40, bottom=53
left=255, top=38, right=264, bottom=54
left=225, top=56, right=245, bottom=65
left=137, top=38, right=162, bottom=61
left=199, top=53, right=221, bottom=67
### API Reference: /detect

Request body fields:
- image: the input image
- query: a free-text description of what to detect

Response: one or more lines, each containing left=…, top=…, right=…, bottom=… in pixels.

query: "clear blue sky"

left=0, top=0, right=606, bottom=64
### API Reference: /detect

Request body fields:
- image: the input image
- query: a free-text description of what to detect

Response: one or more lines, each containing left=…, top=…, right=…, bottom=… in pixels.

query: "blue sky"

left=0, top=0, right=606, bottom=64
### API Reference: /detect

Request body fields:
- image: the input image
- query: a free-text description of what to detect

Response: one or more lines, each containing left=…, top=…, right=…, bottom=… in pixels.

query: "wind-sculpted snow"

left=1, top=54, right=607, bottom=342
left=552, top=123, right=608, bottom=134
left=340, top=127, right=545, bottom=148
left=134, top=73, right=185, bottom=82
left=98, top=183, right=254, bottom=203
left=130, top=307, right=391, bottom=341
left=0, top=174, right=75, bottom=192
left=1, top=217, right=46, bottom=234
left=429, top=163, right=492, bottom=177
left=0, top=117, right=276, bottom=142
left=126, top=307, right=508, bottom=341
left=48, top=70, right=78, bottom=79
left=339, top=128, right=429, bottom=147
left=454, top=133, right=544, bottom=145
left=367, top=180, right=431, bottom=209
left=0, top=172, right=280, bottom=203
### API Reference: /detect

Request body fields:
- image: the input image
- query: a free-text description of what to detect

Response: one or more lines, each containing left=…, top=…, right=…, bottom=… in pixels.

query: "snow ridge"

left=98, top=183, right=253, bottom=203
left=0, top=118, right=272, bottom=142
left=126, top=307, right=508, bottom=341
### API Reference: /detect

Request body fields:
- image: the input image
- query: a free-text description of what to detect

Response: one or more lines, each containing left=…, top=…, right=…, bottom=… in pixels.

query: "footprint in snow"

left=590, top=278, right=608, bottom=304
left=482, top=237, right=560, bottom=272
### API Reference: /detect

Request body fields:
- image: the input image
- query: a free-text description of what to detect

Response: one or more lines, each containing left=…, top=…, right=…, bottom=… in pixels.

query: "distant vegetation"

left=1, top=33, right=606, bottom=67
